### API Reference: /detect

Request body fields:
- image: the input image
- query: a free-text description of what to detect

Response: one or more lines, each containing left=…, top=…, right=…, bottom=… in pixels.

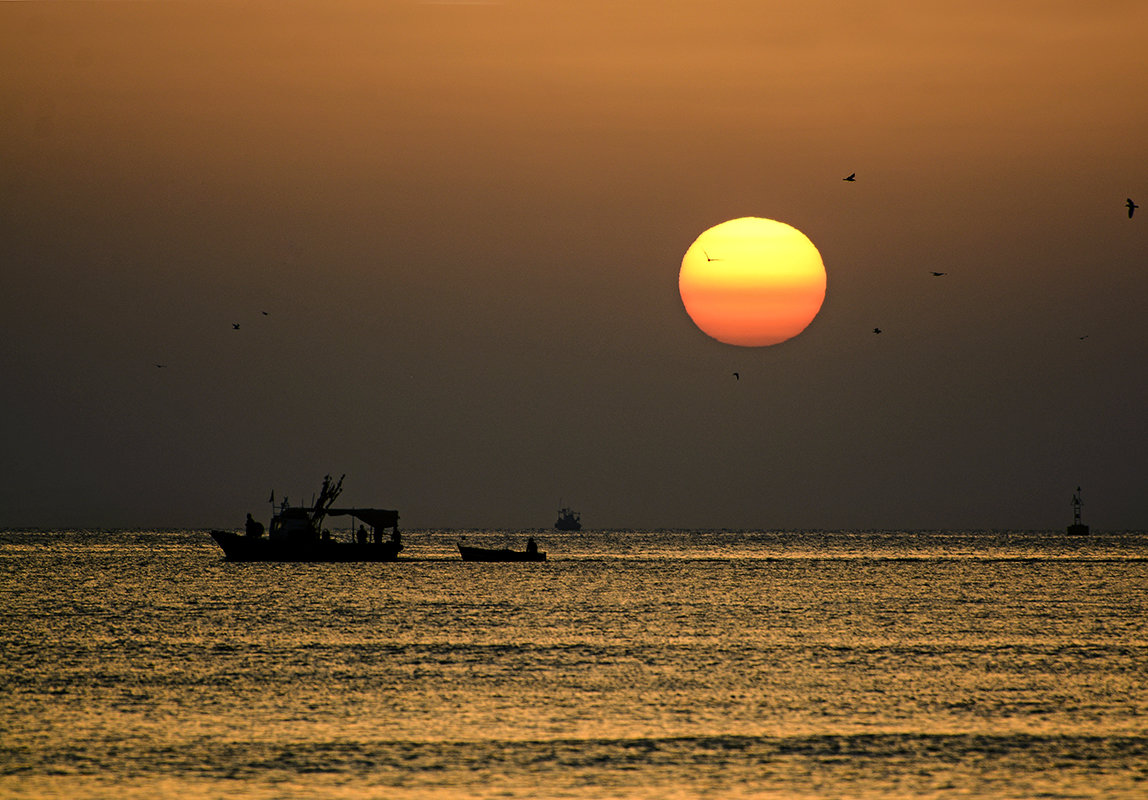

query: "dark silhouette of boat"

left=554, top=506, right=581, bottom=531
left=1067, top=486, right=1089, bottom=536
left=210, top=474, right=403, bottom=561
left=458, top=538, right=546, bottom=562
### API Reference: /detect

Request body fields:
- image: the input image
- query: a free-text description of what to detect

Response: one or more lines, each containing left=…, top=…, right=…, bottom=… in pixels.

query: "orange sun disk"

left=678, top=217, right=826, bottom=347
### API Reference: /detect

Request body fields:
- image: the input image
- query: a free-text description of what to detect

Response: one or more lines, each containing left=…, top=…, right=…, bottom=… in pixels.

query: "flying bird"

left=873, top=327, right=882, bottom=334
left=1127, top=198, right=1139, bottom=218
left=154, top=363, right=167, bottom=368
left=930, top=271, right=947, bottom=277
left=703, top=249, right=722, bottom=262
left=232, top=323, right=240, bottom=330
left=1079, top=335, right=1089, bottom=341
left=843, top=173, right=856, bottom=182
left=733, top=372, right=740, bottom=381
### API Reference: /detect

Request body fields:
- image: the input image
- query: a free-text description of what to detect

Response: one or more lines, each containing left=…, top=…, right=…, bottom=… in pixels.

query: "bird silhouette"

left=733, top=372, right=740, bottom=381
left=1079, top=335, right=1089, bottom=341
left=261, top=311, right=270, bottom=316
left=232, top=323, right=240, bottom=330
left=1127, top=198, right=1139, bottom=218
left=703, top=249, right=723, bottom=262
left=930, top=271, right=947, bottom=277
left=154, top=363, right=167, bottom=368
left=873, top=327, right=882, bottom=334
left=843, top=172, right=856, bottom=182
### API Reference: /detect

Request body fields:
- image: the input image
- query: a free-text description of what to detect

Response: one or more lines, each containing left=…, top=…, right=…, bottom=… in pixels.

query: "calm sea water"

left=1, top=528, right=1146, bottom=799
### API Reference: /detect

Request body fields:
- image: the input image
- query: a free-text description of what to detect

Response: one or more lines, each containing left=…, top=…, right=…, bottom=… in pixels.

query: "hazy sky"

left=2, top=0, right=1145, bottom=530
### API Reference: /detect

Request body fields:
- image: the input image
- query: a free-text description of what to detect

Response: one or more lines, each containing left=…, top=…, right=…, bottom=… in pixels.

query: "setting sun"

left=679, top=217, right=827, bottom=347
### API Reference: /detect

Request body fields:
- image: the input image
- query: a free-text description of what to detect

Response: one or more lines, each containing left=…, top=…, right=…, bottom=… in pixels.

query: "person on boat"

left=526, top=537, right=538, bottom=554
left=244, top=513, right=264, bottom=539
left=357, top=525, right=368, bottom=545
left=390, top=528, right=402, bottom=549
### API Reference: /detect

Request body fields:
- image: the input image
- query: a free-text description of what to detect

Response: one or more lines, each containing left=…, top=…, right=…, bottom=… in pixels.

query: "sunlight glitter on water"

left=1, top=529, right=1146, bottom=799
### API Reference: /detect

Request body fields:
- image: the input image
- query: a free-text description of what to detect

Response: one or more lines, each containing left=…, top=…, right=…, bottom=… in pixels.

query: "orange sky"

left=2, top=1, right=1146, bottom=528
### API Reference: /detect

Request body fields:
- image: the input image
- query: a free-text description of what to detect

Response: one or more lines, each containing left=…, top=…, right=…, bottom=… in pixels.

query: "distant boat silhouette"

left=458, top=538, right=546, bottom=562
left=1127, top=198, right=1139, bottom=218
left=554, top=506, right=581, bottom=531
left=1067, top=486, right=1089, bottom=536
left=843, top=172, right=856, bottom=182
left=209, top=474, right=403, bottom=561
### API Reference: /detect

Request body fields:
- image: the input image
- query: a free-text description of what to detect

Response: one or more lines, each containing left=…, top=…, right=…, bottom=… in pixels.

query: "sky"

left=2, top=0, right=1146, bottom=531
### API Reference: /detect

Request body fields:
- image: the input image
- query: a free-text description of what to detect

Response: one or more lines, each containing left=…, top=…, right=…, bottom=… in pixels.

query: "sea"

left=1, top=528, right=1146, bottom=800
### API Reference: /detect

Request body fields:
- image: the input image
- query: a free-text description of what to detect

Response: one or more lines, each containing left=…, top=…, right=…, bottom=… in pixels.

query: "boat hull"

left=210, top=530, right=402, bottom=562
left=458, top=544, right=546, bottom=562
left=1066, top=523, right=1090, bottom=536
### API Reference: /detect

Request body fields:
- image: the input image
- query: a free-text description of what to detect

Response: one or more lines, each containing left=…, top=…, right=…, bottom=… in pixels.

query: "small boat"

left=554, top=506, right=581, bottom=531
left=1066, top=486, right=1090, bottom=536
left=210, top=474, right=404, bottom=561
left=458, top=538, right=546, bottom=562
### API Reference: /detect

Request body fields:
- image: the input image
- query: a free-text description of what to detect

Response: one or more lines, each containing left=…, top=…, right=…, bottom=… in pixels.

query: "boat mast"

left=310, top=473, right=345, bottom=529
left=1072, top=486, right=1083, bottom=527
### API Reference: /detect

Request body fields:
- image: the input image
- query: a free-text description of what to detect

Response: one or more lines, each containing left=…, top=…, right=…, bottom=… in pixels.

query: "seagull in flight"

left=232, top=323, right=240, bottom=330
left=732, top=372, right=740, bottom=381
left=154, top=363, right=167, bottom=368
left=843, top=172, right=856, bottom=182
left=930, top=271, right=947, bottom=277
left=1127, top=198, right=1139, bottom=218
left=873, top=327, right=882, bottom=334
left=703, top=249, right=723, bottom=262
left=261, top=310, right=270, bottom=316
